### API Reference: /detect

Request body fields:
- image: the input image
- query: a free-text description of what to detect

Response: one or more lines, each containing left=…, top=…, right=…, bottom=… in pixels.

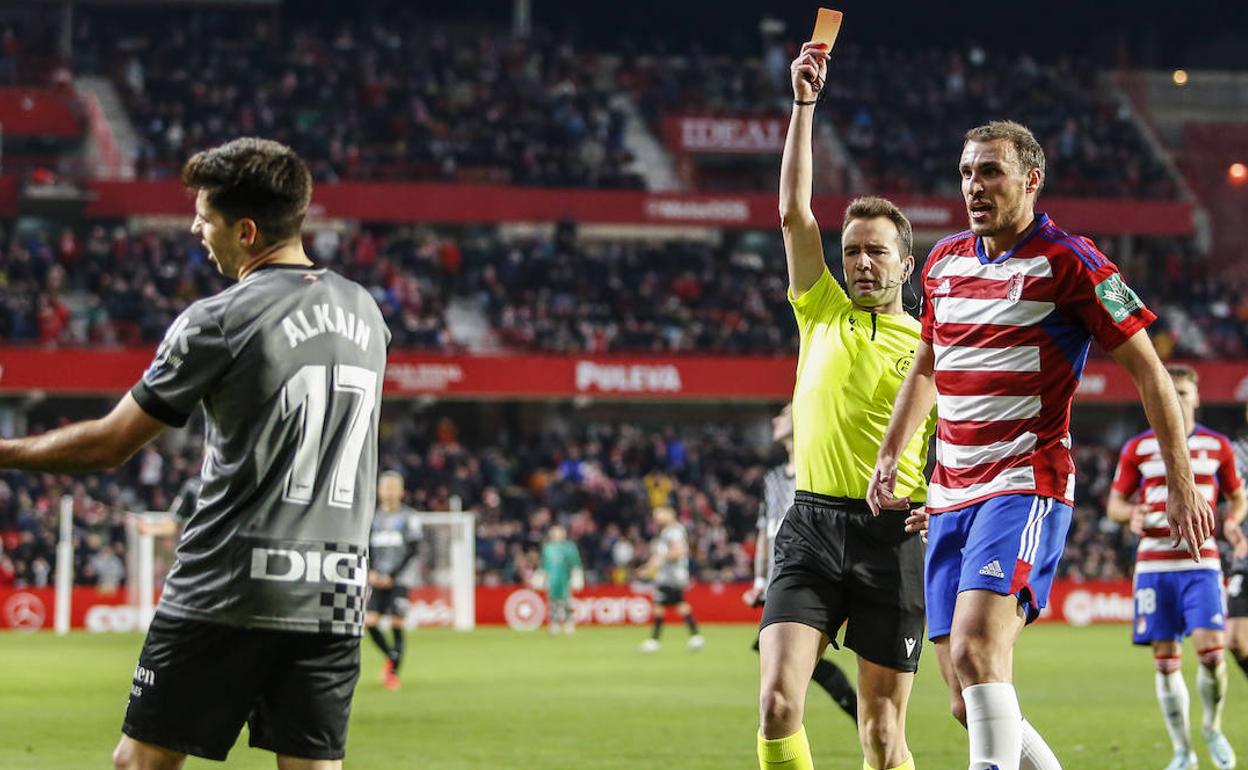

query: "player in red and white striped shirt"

left=1108, top=365, right=1247, bottom=770
left=869, top=120, right=1216, bottom=770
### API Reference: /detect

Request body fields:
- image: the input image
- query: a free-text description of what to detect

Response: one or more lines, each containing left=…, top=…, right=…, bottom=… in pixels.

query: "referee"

left=756, top=42, right=936, bottom=770
left=746, top=402, right=858, bottom=724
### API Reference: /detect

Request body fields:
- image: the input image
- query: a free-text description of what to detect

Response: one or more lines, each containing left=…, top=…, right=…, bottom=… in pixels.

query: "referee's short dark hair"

left=1166, top=364, right=1198, bottom=385
left=965, top=120, right=1046, bottom=192
left=842, top=196, right=913, bottom=258
left=182, top=137, right=313, bottom=244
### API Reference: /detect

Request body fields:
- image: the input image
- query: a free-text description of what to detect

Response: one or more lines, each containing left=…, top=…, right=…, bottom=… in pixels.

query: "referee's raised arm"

left=780, top=42, right=830, bottom=298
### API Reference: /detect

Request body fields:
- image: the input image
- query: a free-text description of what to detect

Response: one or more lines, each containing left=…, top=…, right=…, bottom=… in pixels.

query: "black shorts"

left=761, top=492, right=926, bottom=672
left=366, top=585, right=411, bottom=617
left=1229, top=571, right=1248, bottom=619
left=656, top=586, right=686, bottom=606
left=122, top=613, right=361, bottom=761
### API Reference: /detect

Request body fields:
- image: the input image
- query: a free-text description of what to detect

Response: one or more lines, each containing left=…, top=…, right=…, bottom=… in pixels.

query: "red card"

left=811, top=8, right=843, bottom=50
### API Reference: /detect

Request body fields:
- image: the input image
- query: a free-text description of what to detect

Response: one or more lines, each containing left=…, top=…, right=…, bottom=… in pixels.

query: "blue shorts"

left=925, top=494, right=1073, bottom=640
left=1132, top=569, right=1226, bottom=644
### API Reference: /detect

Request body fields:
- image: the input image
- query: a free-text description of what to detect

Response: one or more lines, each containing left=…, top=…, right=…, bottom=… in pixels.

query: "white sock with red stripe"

left=964, top=682, right=1022, bottom=770
left=1155, top=655, right=1192, bottom=752
left=1196, top=647, right=1227, bottom=733
left=1019, top=719, right=1062, bottom=770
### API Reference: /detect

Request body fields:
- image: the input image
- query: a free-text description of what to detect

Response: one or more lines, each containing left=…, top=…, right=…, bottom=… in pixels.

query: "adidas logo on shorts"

left=978, top=559, right=1005, bottom=579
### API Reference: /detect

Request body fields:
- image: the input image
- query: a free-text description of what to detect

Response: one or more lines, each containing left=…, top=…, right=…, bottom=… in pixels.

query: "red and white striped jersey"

left=920, top=213, right=1155, bottom=513
left=1112, top=425, right=1242, bottom=573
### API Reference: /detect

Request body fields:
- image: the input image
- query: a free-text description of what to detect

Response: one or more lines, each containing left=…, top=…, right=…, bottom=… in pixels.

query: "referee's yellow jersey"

left=790, top=266, right=935, bottom=501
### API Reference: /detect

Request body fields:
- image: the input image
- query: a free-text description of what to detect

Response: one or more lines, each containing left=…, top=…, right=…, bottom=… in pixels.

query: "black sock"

left=367, top=626, right=392, bottom=659
left=812, top=658, right=858, bottom=722
left=391, top=627, right=405, bottom=673
left=684, top=613, right=699, bottom=635
left=1235, top=651, right=1248, bottom=681
left=651, top=616, right=664, bottom=640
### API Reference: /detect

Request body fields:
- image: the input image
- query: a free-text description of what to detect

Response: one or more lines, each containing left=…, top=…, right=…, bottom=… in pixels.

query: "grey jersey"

left=756, top=465, right=796, bottom=594
left=1232, top=435, right=1248, bottom=576
left=132, top=265, right=389, bottom=636
left=370, top=506, right=422, bottom=585
left=654, top=523, right=690, bottom=588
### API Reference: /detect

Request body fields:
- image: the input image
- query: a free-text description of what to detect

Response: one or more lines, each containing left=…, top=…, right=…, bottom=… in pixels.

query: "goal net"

left=406, top=511, right=476, bottom=631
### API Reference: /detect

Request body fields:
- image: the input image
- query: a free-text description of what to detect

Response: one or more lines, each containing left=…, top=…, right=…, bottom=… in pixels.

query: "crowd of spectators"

left=818, top=45, right=1178, bottom=199
left=63, top=6, right=1178, bottom=199
left=467, top=224, right=792, bottom=354
left=6, top=407, right=1233, bottom=592
left=610, top=40, right=1178, bottom=199
left=74, top=11, right=641, bottom=188
left=6, top=219, right=1248, bottom=358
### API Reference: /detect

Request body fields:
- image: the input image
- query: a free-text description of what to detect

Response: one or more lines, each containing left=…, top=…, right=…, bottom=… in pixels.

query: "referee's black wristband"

left=794, top=99, right=818, bottom=106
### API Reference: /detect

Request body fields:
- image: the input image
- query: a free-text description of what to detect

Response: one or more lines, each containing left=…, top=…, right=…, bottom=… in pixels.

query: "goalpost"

left=124, top=510, right=179, bottom=631
left=413, top=505, right=477, bottom=631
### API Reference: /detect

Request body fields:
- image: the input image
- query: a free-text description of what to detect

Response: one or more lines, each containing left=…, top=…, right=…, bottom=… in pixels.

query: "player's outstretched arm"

left=1111, top=330, right=1215, bottom=558
left=780, top=41, right=830, bottom=298
left=868, top=341, right=937, bottom=514
left=0, top=393, right=164, bottom=473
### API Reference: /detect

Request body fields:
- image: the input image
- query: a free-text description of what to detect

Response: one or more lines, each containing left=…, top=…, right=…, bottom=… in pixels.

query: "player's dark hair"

left=965, top=120, right=1046, bottom=191
left=842, top=196, right=913, bottom=259
left=1166, top=364, right=1199, bottom=385
left=181, top=138, right=312, bottom=244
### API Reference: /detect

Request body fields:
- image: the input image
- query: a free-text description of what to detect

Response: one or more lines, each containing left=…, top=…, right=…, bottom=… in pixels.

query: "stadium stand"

left=2, top=222, right=1243, bottom=357
left=75, top=12, right=643, bottom=187
left=0, top=3, right=1241, bottom=635
left=61, top=7, right=1179, bottom=198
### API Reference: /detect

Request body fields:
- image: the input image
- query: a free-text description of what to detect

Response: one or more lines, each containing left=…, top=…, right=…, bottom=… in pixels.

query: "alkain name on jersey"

left=281, top=303, right=376, bottom=352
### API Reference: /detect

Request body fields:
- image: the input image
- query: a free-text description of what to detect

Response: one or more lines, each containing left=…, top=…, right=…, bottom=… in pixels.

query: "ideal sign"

left=664, top=116, right=789, bottom=155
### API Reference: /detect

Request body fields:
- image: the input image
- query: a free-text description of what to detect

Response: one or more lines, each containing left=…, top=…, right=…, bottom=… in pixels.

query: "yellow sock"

left=758, top=726, right=814, bottom=769
left=864, top=754, right=915, bottom=770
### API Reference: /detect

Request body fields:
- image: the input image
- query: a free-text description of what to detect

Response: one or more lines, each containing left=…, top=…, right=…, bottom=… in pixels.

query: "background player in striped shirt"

left=870, top=120, right=1215, bottom=770
left=1108, top=365, right=1246, bottom=770
left=744, top=403, right=858, bottom=725
left=366, top=470, right=423, bottom=691
left=1230, top=403, right=1248, bottom=684
left=757, top=41, right=936, bottom=770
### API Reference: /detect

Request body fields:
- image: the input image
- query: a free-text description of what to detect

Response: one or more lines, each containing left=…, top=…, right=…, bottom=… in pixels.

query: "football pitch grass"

left=2, top=624, right=1246, bottom=769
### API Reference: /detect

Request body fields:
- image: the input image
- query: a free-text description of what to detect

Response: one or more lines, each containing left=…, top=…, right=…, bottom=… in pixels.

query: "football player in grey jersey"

left=745, top=404, right=858, bottom=724
left=0, top=138, right=389, bottom=770
left=639, top=506, right=704, bottom=652
left=1230, top=402, right=1248, bottom=682
left=366, top=470, right=422, bottom=690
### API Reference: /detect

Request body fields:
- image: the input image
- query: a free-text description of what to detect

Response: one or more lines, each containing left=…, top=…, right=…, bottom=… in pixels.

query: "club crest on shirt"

left=1006, top=272, right=1025, bottom=304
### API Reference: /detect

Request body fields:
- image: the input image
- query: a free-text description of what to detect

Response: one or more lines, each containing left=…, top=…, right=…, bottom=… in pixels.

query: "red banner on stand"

left=75, top=179, right=1194, bottom=236
left=2, top=348, right=1246, bottom=404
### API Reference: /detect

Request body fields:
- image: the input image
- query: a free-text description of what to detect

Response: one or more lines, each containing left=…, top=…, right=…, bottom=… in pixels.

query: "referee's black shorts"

left=1229, top=570, right=1248, bottom=619
left=760, top=491, right=925, bottom=672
